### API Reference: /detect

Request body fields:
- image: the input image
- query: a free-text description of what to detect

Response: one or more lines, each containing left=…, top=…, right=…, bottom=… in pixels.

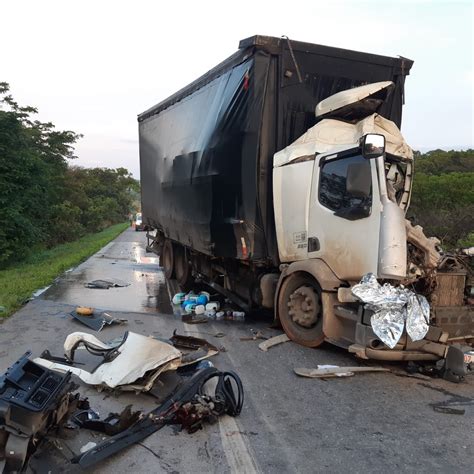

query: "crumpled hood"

left=274, top=113, right=413, bottom=168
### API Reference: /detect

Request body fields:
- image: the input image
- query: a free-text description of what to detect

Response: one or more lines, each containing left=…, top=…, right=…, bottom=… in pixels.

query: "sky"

left=1, top=0, right=472, bottom=177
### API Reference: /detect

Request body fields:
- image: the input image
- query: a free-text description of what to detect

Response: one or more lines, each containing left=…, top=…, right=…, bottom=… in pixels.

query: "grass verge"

left=0, top=222, right=129, bottom=318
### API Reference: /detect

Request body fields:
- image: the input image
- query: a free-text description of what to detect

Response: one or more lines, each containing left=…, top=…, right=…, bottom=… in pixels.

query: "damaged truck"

left=138, top=35, right=473, bottom=370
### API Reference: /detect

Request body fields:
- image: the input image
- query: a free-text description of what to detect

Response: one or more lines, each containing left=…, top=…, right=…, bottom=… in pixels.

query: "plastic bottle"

left=183, top=303, right=196, bottom=314
left=206, top=302, right=220, bottom=312
left=172, top=292, right=186, bottom=305
left=195, top=305, right=205, bottom=315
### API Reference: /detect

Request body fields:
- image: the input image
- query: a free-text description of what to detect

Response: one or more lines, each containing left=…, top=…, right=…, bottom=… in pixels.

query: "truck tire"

left=174, top=245, right=193, bottom=290
left=162, top=240, right=175, bottom=280
left=277, top=273, right=324, bottom=347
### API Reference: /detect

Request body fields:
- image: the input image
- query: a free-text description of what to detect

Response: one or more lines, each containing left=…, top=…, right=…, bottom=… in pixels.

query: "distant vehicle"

left=134, top=212, right=145, bottom=231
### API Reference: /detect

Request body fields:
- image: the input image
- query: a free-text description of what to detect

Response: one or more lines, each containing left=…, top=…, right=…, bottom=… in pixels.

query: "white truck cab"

left=272, top=82, right=421, bottom=352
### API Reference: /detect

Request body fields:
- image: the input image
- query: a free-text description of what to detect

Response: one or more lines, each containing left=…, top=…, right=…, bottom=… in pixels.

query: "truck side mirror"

left=346, top=162, right=371, bottom=198
left=361, top=133, right=385, bottom=159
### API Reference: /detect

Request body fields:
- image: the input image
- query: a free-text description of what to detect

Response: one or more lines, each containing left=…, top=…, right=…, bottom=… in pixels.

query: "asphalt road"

left=1, top=228, right=472, bottom=473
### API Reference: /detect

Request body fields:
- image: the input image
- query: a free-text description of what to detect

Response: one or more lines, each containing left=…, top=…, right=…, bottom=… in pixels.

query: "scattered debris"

left=69, top=310, right=127, bottom=331
left=184, top=330, right=226, bottom=338
left=182, top=314, right=209, bottom=324
left=437, top=345, right=474, bottom=383
left=72, top=404, right=141, bottom=435
left=294, top=365, right=390, bottom=379
left=0, top=352, right=79, bottom=473
left=352, top=273, right=430, bottom=348
left=258, top=333, right=290, bottom=352
left=80, top=442, right=97, bottom=453
left=85, top=279, right=130, bottom=289
left=432, top=406, right=465, bottom=415
left=240, top=330, right=269, bottom=341
left=34, top=331, right=219, bottom=392
left=173, top=290, right=245, bottom=321
left=72, top=366, right=243, bottom=468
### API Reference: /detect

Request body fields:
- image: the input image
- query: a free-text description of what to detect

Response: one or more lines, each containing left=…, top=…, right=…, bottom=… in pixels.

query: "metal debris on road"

left=294, top=365, right=390, bottom=378
left=72, top=404, right=141, bottom=435
left=72, top=366, right=244, bottom=468
left=84, top=279, right=130, bottom=289
left=69, top=309, right=127, bottom=331
left=34, top=330, right=219, bottom=392
left=258, top=333, right=290, bottom=352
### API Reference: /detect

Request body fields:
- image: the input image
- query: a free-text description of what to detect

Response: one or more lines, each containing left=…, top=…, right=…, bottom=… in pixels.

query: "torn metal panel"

left=34, top=331, right=220, bottom=392
left=294, top=366, right=390, bottom=378
left=405, top=220, right=441, bottom=270
left=34, top=332, right=182, bottom=390
left=71, top=405, right=142, bottom=435
left=258, top=333, right=290, bottom=351
left=69, top=310, right=127, bottom=331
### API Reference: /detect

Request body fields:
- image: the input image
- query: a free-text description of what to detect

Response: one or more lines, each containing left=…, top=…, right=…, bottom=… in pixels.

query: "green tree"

left=408, top=150, right=474, bottom=248
left=0, top=82, right=139, bottom=267
left=0, top=82, right=80, bottom=264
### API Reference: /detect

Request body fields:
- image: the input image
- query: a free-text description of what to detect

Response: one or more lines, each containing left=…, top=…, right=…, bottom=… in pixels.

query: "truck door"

left=307, top=151, right=382, bottom=281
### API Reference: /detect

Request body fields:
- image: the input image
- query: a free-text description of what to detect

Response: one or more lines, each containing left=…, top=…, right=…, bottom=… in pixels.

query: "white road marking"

left=183, top=320, right=260, bottom=474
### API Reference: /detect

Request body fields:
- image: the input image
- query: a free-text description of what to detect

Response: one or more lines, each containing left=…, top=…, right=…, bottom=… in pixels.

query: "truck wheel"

left=174, top=245, right=193, bottom=290
left=162, top=240, right=175, bottom=279
left=278, top=273, right=324, bottom=347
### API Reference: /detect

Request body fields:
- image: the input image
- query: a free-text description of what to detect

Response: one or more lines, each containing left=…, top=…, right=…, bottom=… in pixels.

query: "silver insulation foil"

left=406, top=293, right=430, bottom=342
left=351, top=273, right=430, bottom=349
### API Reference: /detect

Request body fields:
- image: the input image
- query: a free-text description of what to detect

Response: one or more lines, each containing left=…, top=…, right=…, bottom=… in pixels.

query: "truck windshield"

left=319, top=154, right=372, bottom=220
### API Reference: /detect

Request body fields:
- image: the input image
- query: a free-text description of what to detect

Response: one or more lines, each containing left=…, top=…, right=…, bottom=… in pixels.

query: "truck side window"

left=319, top=155, right=372, bottom=219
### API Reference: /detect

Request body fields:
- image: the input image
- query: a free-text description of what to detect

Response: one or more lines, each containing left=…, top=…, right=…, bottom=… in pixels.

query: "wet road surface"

left=43, top=232, right=171, bottom=314
left=0, top=228, right=473, bottom=473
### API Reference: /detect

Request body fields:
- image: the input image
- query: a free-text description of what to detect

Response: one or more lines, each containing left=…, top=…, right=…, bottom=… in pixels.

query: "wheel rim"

left=288, top=285, right=320, bottom=328
left=278, top=274, right=325, bottom=348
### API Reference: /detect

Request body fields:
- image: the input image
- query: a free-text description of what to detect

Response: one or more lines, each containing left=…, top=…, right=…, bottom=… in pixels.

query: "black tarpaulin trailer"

left=138, top=35, right=413, bottom=266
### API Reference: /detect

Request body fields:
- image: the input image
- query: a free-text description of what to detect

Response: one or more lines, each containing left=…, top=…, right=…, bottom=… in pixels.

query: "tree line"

left=408, top=149, right=473, bottom=249
left=1, top=81, right=471, bottom=268
left=0, top=83, right=139, bottom=268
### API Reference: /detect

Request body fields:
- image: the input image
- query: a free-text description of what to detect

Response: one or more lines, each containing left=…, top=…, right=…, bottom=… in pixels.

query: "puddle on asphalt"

left=136, top=270, right=171, bottom=312
left=40, top=241, right=172, bottom=314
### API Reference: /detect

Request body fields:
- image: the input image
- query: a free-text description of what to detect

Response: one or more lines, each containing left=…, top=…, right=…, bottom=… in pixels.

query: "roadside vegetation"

left=0, top=82, right=139, bottom=268
left=0, top=222, right=128, bottom=318
left=408, top=149, right=473, bottom=248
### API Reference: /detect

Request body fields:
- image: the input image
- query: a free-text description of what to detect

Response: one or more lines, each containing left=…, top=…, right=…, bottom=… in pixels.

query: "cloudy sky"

left=1, top=0, right=472, bottom=177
